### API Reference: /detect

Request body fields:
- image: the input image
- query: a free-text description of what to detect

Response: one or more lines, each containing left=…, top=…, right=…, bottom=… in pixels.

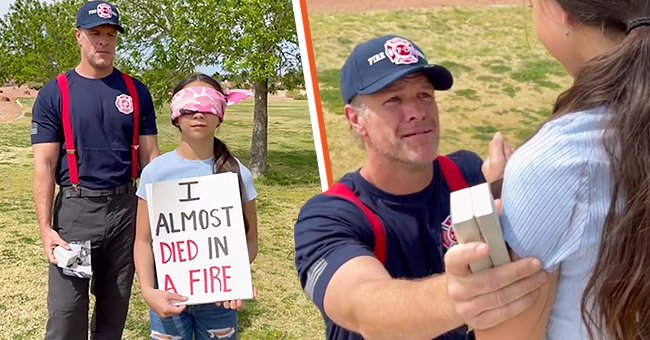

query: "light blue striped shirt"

left=501, top=106, right=612, bottom=339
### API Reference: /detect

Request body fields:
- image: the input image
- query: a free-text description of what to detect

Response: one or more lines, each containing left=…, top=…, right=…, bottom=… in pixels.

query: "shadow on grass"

left=459, top=124, right=498, bottom=143
left=318, top=69, right=344, bottom=116
left=259, top=149, right=319, bottom=187
left=510, top=59, right=565, bottom=90
left=225, top=144, right=318, bottom=187
left=439, top=60, right=473, bottom=75
left=454, top=89, right=480, bottom=101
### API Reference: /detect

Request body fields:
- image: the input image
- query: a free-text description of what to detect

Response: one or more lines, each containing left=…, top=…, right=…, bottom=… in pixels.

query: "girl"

left=134, top=73, right=257, bottom=340
left=477, top=0, right=650, bottom=340
left=476, top=0, right=650, bottom=339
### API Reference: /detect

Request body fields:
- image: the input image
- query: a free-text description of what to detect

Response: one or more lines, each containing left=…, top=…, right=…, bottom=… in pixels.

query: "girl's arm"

left=134, top=198, right=157, bottom=292
left=475, top=251, right=559, bottom=340
left=244, top=199, right=258, bottom=262
left=134, top=197, right=187, bottom=317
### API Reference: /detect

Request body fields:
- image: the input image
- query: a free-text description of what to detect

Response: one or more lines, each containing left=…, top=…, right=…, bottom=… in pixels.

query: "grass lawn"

left=0, top=98, right=325, bottom=339
left=310, top=7, right=572, bottom=180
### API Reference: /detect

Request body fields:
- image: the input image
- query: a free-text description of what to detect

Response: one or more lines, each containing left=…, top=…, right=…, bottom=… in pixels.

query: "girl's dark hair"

left=172, top=73, right=251, bottom=233
left=539, top=1, right=650, bottom=339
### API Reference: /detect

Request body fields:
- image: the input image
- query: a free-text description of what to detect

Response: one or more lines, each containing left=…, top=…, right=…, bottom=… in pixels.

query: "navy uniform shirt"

left=294, top=151, right=485, bottom=340
left=31, top=69, right=157, bottom=189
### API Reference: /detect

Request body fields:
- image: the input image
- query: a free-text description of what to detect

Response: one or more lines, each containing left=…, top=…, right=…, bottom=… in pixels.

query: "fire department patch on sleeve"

left=115, top=94, right=134, bottom=114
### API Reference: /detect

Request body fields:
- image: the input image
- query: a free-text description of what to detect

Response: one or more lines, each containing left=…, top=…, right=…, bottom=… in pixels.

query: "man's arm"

left=323, top=251, right=547, bottom=339
left=138, top=135, right=159, bottom=167
left=324, top=256, right=461, bottom=339
left=33, top=142, right=68, bottom=263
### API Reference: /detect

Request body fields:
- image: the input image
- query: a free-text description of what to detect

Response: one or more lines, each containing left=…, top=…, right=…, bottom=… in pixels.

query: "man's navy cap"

left=76, top=1, right=124, bottom=34
left=340, top=35, right=453, bottom=104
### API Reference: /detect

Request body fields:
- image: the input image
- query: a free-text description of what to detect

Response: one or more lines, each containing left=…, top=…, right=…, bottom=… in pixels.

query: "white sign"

left=146, top=172, right=253, bottom=305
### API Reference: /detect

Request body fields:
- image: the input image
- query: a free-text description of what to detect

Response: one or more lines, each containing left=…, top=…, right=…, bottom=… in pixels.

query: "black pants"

left=45, top=185, right=137, bottom=340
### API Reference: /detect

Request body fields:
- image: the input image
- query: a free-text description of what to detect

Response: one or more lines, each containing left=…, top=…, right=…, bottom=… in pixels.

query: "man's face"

left=347, top=73, right=440, bottom=166
left=75, top=25, right=118, bottom=70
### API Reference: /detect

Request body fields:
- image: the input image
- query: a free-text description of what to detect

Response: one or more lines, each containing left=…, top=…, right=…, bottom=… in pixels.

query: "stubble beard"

left=87, top=51, right=114, bottom=71
left=369, top=137, right=439, bottom=168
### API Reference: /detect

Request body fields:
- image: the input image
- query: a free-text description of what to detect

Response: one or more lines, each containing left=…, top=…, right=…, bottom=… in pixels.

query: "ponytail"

left=212, top=137, right=251, bottom=235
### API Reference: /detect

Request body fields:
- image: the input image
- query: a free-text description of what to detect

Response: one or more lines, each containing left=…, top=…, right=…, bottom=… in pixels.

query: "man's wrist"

left=38, top=224, right=53, bottom=233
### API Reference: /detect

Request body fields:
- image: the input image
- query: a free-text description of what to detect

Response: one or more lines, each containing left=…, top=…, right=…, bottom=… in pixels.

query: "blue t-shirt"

left=136, top=150, right=257, bottom=203
left=294, top=151, right=484, bottom=340
left=31, top=69, right=158, bottom=189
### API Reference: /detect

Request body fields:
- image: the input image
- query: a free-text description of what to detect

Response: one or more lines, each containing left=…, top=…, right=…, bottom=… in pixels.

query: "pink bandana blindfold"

left=171, top=86, right=253, bottom=122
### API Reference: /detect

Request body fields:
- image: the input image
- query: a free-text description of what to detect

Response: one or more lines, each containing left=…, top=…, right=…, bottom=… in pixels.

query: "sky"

left=0, top=0, right=17, bottom=17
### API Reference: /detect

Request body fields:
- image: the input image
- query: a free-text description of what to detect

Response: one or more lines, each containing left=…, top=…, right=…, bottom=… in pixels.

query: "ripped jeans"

left=150, top=304, right=237, bottom=340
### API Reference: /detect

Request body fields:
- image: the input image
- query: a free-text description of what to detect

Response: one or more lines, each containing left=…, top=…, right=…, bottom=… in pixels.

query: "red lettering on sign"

left=222, top=265, right=231, bottom=293
left=160, top=242, right=174, bottom=264
left=164, top=275, right=178, bottom=294
left=160, top=240, right=199, bottom=263
left=189, top=269, right=201, bottom=295
left=187, top=266, right=234, bottom=295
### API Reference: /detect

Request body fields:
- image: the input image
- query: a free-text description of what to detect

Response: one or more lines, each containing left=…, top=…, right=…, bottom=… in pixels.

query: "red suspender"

left=121, top=73, right=140, bottom=181
left=56, top=72, right=141, bottom=187
left=57, top=74, right=79, bottom=188
left=325, top=182, right=388, bottom=264
left=437, top=155, right=469, bottom=191
left=323, top=155, right=469, bottom=266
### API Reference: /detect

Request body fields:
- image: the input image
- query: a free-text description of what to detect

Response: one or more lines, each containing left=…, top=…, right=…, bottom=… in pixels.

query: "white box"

left=471, top=183, right=511, bottom=266
left=54, top=246, right=78, bottom=267
left=450, top=188, right=494, bottom=272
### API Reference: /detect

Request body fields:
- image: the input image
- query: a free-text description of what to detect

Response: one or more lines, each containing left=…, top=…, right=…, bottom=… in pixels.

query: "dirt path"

left=0, top=86, right=36, bottom=124
left=307, top=0, right=522, bottom=14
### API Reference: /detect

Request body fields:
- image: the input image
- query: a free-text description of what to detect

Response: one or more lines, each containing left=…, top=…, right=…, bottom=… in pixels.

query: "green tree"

left=114, top=0, right=234, bottom=105
left=219, top=0, right=301, bottom=177
left=117, top=0, right=302, bottom=177
left=0, top=0, right=80, bottom=86
left=0, top=0, right=303, bottom=177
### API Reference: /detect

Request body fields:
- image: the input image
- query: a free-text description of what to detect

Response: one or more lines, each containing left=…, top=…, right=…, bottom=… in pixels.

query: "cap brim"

left=77, top=21, right=125, bottom=34
left=357, top=64, right=453, bottom=97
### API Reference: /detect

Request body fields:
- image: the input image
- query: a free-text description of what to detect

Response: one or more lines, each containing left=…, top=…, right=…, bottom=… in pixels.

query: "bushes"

left=286, top=89, right=307, bottom=100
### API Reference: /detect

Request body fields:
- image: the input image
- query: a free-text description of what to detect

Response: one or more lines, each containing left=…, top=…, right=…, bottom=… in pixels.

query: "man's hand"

left=444, top=243, right=548, bottom=330
left=482, top=132, right=514, bottom=183
left=40, top=227, right=70, bottom=265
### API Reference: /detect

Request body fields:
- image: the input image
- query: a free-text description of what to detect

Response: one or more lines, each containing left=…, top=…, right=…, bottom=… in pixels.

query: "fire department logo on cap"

left=115, top=94, right=133, bottom=115
left=97, top=3, right=113, bottom=19
left=384, top=37, right=419, bottom=65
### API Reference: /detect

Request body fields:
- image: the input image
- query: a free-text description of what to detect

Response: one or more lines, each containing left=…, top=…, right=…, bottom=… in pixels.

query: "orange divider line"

left=299, top=0, right=334, bottom=188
